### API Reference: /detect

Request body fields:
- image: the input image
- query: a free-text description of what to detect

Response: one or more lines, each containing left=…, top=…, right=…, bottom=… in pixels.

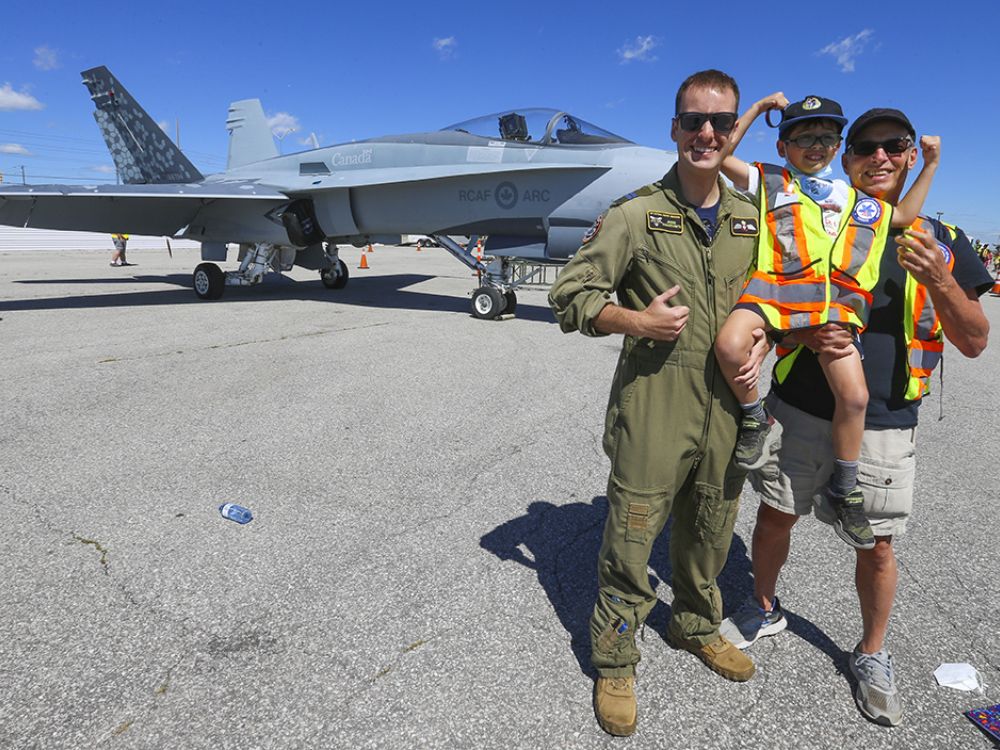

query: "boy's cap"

left=778, top=95, right=848, bottom=136
left=845, top=108, right=916, bottom=146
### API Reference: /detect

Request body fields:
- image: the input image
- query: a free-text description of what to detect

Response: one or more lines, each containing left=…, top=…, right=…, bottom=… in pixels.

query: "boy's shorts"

left=748, top=394, right=916, bottom=537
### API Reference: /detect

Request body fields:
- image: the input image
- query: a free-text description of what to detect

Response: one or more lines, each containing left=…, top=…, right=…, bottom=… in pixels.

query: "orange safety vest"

left=738, top=163, right=892, bottom=331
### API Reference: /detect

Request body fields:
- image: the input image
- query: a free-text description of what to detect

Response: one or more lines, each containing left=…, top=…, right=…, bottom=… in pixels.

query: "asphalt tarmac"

left=1, top=244, right=997, bottom=749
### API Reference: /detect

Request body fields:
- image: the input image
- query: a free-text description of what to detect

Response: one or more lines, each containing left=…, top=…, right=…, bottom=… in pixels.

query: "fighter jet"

left=0, top=67, right=677, bottom=319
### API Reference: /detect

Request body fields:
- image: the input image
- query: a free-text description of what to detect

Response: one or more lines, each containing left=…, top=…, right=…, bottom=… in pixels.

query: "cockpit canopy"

left=442, top=108, right=632, bottom=146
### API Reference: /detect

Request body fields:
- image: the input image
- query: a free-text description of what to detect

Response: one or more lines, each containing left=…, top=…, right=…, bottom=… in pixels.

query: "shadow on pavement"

left=481, top=497, right=755, bottom=677
left=481, top=495, right=847, bottom=679
left=5, top=272, right=558, bottom=323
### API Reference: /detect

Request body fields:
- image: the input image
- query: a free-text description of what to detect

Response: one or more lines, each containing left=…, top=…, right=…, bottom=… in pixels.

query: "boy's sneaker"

left=719, top=595, right=788, bottom=650
left=828, top=487, right=875, bottom=550
left=849, top=646, right=903, bottom=726
left=734, top=409, right=780, bottom=470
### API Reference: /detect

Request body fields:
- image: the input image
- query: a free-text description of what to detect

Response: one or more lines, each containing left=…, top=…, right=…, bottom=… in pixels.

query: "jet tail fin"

left=81, top=66, right=203, bottom=184
left=226, top=99, right=279, bottom=169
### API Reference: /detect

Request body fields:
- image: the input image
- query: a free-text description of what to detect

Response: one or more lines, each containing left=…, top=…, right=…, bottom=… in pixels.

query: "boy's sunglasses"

left=783, top=133, right=841, bottom=149
left=847, top=137, right=913, bottom=156
left=675, top=111, right=738, bottom=133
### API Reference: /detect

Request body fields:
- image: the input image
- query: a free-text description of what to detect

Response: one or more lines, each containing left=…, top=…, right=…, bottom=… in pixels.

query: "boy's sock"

left=828, top=458, right=859, bottom=497
left=740, top=398, right=767, bottom=423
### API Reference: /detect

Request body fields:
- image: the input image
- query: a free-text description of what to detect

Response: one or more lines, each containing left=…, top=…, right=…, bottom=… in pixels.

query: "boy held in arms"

left=715, top=93, right=940, bottom=550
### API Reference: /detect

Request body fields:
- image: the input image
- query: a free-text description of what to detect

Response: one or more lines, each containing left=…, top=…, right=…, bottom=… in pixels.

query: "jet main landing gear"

left=193, top=263, right=226, bottom=300
left=191, top=242, right=351, bottom=300
left=471, top=285, right=517, bottom=320
left=320, top=258, right=349, bottom=289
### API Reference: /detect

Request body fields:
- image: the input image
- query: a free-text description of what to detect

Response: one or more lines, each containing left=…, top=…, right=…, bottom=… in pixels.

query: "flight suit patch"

left=730, top=217, right=759, bottom=237
left=647, top=211, right=683, bottom=234
left=625, top=502, right=649, bottom=542
left=582, top=213, right=604, bottom=244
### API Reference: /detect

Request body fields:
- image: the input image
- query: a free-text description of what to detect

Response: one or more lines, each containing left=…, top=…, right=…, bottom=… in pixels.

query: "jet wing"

left=281, top=162, right=610, bottom=193
left=0, top=181, right=289, bottom=236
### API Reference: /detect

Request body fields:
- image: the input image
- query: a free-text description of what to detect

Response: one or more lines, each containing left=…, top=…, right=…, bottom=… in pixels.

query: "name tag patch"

left=731, top=217, right=759, bottom=237
left=647, top=211, right=683, bottom=234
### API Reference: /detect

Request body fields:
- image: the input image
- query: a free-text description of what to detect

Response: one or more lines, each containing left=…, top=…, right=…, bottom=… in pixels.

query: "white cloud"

left=618, top=35, right=657, bottom=64
left=0, top=83, right=44, bottom=111
left=0, top=143, right=31, bottom=155
left=817, top=29, right=874, bottom=73
left=433, top=36, right=457, bottom=59
left=266, top=112, right=300, bottom=139
left=33, top=45, right=59, bottom=71
left=91, top=165, right=116, bottom=174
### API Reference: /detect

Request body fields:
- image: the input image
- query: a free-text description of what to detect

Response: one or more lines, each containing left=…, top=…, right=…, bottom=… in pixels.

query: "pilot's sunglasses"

left=783, top=133, right=841, bottom=149
left=847, top=137, right=913, bottom=156
left=676, top=111, right=738, bottom=133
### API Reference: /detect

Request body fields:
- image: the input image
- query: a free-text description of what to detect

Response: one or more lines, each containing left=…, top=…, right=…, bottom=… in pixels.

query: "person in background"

left=110, top=233, right=132, bottom=266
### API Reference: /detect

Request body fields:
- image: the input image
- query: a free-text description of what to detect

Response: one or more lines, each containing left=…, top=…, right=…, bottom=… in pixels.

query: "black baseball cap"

left=777, top=95, right=848, bottom=136
left=845, top=108, right=916, bottom=146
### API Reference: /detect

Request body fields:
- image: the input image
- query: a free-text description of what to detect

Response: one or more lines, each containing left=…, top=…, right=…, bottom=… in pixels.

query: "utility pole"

left=936, top=211, right=943, bottom=222
left=19, top=165, right=26, bottom=185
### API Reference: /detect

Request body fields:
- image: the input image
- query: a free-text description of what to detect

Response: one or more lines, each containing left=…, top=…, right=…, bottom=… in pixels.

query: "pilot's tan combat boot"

left=593, top=675, right=637, bottom=736
left=668, top=630, right=755, bottom=682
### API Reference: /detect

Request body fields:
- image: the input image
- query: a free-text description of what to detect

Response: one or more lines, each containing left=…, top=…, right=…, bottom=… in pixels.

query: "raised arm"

left=890, top=135, right=940, bottom=228
left=722, top=92, right=789, bottom=190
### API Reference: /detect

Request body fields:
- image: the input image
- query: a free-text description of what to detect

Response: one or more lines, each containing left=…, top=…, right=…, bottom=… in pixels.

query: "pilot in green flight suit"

left=550, top=80, right=762, bottom=730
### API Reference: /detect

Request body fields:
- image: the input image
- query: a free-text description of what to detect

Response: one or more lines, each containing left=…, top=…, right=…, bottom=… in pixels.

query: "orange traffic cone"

left=367, top=242, right=374, bottom=254
left=358, top=251, right=369, bottom=270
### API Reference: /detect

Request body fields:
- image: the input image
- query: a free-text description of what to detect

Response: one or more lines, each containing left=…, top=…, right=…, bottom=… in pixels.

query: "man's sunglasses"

left=783, top=133, right=841, bottom=149
left=675, top=111, right=738, bottom=133
left=847, top=137, right=913, bottom=156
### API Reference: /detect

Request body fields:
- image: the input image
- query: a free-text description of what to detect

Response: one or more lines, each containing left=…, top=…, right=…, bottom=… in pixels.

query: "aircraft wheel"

left=503, top=291, right=517, bottom=315
left=321, top=259, right=349, bottom=289
left=193, top=263, right=225, bottom=300
left=472, top=286, right=503, bottom=319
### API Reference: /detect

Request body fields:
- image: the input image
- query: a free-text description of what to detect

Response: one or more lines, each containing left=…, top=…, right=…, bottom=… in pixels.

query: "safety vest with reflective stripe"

left=902, top=216, right=956, bottom=399
left=773, top=215, right=957, bottom=401
left=737, top=163, right=892, bottom=331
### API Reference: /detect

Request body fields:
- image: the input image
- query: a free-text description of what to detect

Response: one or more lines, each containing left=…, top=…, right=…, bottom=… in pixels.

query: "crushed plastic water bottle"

left=219, top=503, right=253, bottom=524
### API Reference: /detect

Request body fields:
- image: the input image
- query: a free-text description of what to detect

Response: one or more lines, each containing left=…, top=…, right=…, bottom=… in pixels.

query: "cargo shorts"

left=748, top=394, right=916, bottom=537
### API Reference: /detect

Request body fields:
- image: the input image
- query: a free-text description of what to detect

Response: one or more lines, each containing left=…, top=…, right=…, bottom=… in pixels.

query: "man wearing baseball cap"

left=721, top=107, right=993, bottom=726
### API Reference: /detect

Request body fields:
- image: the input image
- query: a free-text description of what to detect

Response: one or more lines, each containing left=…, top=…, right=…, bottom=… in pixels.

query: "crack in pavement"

left=96, top=321, right=392, bottom=363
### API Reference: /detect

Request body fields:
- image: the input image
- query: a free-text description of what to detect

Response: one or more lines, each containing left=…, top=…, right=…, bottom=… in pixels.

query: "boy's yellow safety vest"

left=774, top=215, right=957, bottom=401
left=738, top=163, right=892, bottom=331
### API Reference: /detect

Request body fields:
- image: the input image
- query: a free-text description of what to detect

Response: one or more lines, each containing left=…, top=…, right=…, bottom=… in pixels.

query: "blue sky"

left=3, top=0, right=998, bottom=242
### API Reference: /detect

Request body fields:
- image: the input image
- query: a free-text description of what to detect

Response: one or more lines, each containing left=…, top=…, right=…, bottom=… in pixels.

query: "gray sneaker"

left=719, top=595, right=788, bottom=649
left=849, top=646, right=902, bottom=726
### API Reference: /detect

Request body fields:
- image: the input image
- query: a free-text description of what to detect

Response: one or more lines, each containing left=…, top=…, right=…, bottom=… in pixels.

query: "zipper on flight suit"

left=695, top=206, right=725, bottom=461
